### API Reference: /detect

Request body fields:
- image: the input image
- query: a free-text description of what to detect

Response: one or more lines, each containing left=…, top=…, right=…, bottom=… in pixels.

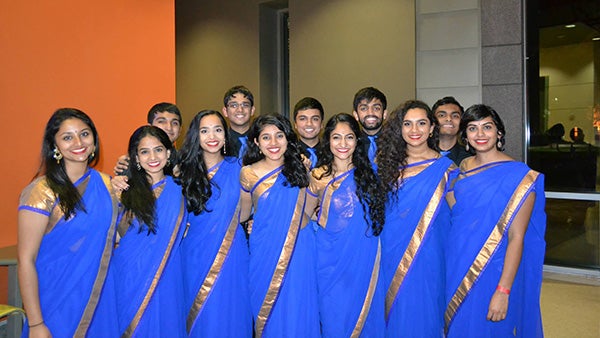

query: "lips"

left=266, top=147, right=280, bottom=154
left=206, top=140, right=220, bottom=147
left=475, top=139, right=488, bottom=145
left=71, top=147, right=88, bottom=155
left=147, top=161, right=162, bottom=168
left=336, top=148, right=350, bottom=153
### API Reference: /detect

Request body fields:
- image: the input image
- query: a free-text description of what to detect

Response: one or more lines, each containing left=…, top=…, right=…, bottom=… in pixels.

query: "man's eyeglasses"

left=227, top=102, right=252, bottom=110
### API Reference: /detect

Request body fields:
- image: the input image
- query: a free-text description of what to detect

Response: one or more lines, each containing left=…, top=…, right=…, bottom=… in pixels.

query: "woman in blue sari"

left=376, top=100, right=454, bottom=337
left=445, top=105, right=545, bottom=338
left=18, top=108, right=118, bottom=337
left=178, top=110, right=252, bottom=337
left=112, top=126, right=186, bottom=337
left=309, top=113, right=386, bottom=337
left=239, top=113, right=320, bottom=337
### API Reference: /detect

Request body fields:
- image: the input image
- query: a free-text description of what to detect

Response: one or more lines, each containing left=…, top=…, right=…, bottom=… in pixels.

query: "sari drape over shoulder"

left=309, top=167, right=385, bottom=338
left=18, top=169, right=119, bottom=338
left=445, top=161, right=546, bottom=338
left=113, top=176, right=187, bottom=338
left=240, top=166, right=320, bottom=338
left=181, top=157, right=252, bottom=337
left=381, top=157, right=454, bottom=338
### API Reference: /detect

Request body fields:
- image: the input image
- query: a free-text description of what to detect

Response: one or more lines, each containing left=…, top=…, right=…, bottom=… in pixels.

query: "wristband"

left=29, top=320, right=44, bottom=328
left=496, top=285, right=510, bottom=295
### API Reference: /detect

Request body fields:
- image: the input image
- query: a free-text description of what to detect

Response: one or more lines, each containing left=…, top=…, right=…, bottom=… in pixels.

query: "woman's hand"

left=111, top=175, right=129, bottom=192
left=487, top=290, right=509, bottom=321
left=29, top=322, right=52, bottom=338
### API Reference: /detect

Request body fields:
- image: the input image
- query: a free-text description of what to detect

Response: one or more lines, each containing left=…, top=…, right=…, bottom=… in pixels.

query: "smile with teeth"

left=206, top=140, right=220, bottom=147
left=71, top=147, right=87, bottom=155
left=147, top=161, right=162, bottom=168
left=336, top=148, right=350, bottom=153
left=266, top=147, right=280, bottom=153
left=475, top=139, right=488, bottom=144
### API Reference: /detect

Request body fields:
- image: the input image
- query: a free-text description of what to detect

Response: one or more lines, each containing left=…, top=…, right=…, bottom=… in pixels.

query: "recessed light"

left=565, top=24, right=576, bottom=28
left=593, top=37, right=600, bottom=41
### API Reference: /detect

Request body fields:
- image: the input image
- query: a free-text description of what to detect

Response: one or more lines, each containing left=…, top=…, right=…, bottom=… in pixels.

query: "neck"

left=364, top=129, right=379, bottom=136
left=148, top=172, right=166, bottom=185
left=231, top=125, right=249, bottom=135
left=203, top=151, right=224, bottom=169
left=472, top=148, right=506, bottom=167
left=438, top=134, right=458, bottom=151
left=407, top=144, right=438, bottom=162
left=301, top=138, right=319, bottom=148
left=263, top=157, right=284, bottom=170
left=332, top=157, right=353, bottom=175
left=64, top=162, right=88, bottom=183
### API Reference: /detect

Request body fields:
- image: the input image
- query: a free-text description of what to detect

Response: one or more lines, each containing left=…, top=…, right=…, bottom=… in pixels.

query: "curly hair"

left=243, top=113, right=309, bottom=188
left=314, top=113, right=386, bottom=236
left=120, top=126, right=174, bottom=234
left=36, top=108, right=100, bottom=219
left=178, top=110, right=231, bottom=215
left=376, top=100, right=439, bottom=200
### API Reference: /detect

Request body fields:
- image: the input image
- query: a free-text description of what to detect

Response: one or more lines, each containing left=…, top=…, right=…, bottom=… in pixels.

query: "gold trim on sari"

left=351, top=239, right=382, bottom=338
left=122, top=196, right=186, bottom=338
left=312, top=168, right=348, bottom=228
left=254, top=189, right=306, bottom=337
left=385, top=171, right=448, bottom=319
left=444, top=170, right=539, bottom=331
left=186, top=201, right=242, bottom=333
left=75, top=172, right=119, bottom=336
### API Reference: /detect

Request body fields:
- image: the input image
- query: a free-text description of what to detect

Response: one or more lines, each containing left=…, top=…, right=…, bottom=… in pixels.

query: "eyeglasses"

left=227, top=102, right=252, bottom=110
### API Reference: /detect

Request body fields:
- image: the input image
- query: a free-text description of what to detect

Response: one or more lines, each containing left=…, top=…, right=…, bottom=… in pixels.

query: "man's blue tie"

left=238, top=136, right=248, bottom=159
left=368, top=135, right=377, bottom=164
left=307, top=147, right=317, bottom=169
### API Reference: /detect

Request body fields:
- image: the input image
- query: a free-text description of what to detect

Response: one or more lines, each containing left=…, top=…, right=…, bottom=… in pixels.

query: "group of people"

left=17, top=85, right=546, bottom=338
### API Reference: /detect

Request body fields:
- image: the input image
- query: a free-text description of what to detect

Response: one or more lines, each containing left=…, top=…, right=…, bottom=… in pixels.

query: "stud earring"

left=89, top=152, right=95, bottom=160
left=53, top=147, right=63, bottom=164
left=136, top=162, right=141, bottom=171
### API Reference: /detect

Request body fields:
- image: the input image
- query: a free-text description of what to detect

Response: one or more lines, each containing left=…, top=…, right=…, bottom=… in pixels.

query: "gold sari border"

left=123, top=197, right=186, bottom=338
left=255, top=189, right=306, bottom=337
left=318, top=174, right=346, bottom=228
left=351, top=239, right=381, bottom=338
left=75, top=173, right=118, bottom=336
left=186, top=201, right=241, bottom=333
left=444, top=170, right=539, bottom=332
left=385, top=173, right=447, bottom=318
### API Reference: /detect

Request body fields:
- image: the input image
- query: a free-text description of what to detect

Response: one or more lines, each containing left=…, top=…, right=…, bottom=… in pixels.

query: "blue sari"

left=240, top=166, right=320, bottom=338
left=18, top=169, right=119, bottom=338
left=381, top=157, right=454, bottom=338
left=182, top=157, right=252, bottom=337
left=445, top=161, right=546, bottom=338
left=310, top=167, right=385, bottom=338
left=113, top=176, right=187, bottom=338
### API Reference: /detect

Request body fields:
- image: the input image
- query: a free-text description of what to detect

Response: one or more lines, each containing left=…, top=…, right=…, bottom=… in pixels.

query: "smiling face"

left=255, top=124, right=288, bottom=165
left=434, top=103, right=461, bottom=137
left=329, top=122, right=356, bottom=164
left=353, top=98, right=388, bottom=135
left=465, top=116, right=500, bottom=153
left=223, top=93, right=255, bottom=132
left=402, top=108, right=434, bottom=149
left=54, top=118, right=95, bottom=167
left=199, top=113, right=226, bottom=156
left=151, top=111, right=181, bottom=143
left=136, top=135, right=171, bottom=183
left=294, top=108, right=322, bottom=145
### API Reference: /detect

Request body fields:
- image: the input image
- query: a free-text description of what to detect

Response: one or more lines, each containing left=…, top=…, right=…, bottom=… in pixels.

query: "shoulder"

left=240, top=165, right=258, bottom=191
left=19, top=176, right=56, bottom=214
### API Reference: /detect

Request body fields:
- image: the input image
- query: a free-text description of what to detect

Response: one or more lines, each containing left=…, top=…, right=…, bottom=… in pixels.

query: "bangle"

left=496, top=285, right=510, bottom=295
left=29, top=320, right=44, bottom=328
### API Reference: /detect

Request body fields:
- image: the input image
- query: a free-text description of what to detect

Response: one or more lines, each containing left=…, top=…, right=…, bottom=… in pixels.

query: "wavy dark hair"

left=243, top=113, right=309, bottom=188
left=314, top=113, right=385, bottom=236
left=178, top=110, right=231, bottom=215
left=35, top=108, right=100, bottom=219
left=460, top=104, right=506, bottom=151
left=377, top=100, right=439, bottom=199
left=120, top=126, right=174, bottom=234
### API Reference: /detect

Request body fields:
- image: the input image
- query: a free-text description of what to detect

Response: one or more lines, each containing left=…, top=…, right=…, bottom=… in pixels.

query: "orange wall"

left=0, top=1, right=176, bottom=252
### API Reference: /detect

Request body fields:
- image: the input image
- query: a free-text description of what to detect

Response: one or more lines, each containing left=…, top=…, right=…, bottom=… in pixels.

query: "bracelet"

left=496, top=285, right=511, bottom=295
left=29, top=320, right=44, bottom=328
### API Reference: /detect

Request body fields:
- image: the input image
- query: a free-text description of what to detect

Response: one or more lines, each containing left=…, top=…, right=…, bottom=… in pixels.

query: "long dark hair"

left=178, top=110, right=231, bottom=215
left=377, top=100, right=439, bottom=199
left=315, top=113, right=385, bottom=236
left=120, top=126, right=173, bottom=234
left=243, top=113, right=309, bottom=188
left=36, top=108, right=100, bottom=219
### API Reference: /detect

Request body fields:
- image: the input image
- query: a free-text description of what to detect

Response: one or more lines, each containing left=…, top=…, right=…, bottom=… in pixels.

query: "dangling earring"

left=166, top=158, right=171, bottom=166
left=497, top=139, right=502, bottom=149
left=136, top=162, right=141, bottom=171
left=53, top=147, right=63, bottom=164
left=465, top=143, right=470, bottom=152
left=89, top=152, right=95, bottom=161
left=429, top=132, right=433, bottom=138
left=223, top=142, right=227, bottom=155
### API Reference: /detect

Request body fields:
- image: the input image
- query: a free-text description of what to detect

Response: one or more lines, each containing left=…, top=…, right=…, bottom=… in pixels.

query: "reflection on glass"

left=545, top=199, right=600, bottom=269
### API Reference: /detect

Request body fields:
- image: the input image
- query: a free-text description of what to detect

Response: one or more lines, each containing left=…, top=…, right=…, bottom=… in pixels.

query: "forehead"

left=404, top=108, right=428, bottom=120
left=152, top=111, right=180, bottom=122
left=467, top=116, right=495, bottom=126
left=58, top=118, right=90, bottom=132
left=260, top=124, right=284, bottom=134
left=358, top=98, right=383, bottom=106
left=228, top=93, right=251, bottom=103
left=435, top=104, right=461, bottom=114
left=296, top=108, right=322, bottom=119
left=200, top=114, right=223, bottom=126
left=138, top=135, right=163, bottom=147
left=332, top=122, right=354, bottom=134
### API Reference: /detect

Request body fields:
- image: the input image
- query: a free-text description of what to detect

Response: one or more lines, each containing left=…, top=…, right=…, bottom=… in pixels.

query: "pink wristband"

left=496, top=285, right=510, bottom=295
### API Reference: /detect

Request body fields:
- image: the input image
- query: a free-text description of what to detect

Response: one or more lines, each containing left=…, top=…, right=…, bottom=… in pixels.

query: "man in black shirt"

left=432, top=96, right=471, bottom=166
left=222, top=85, right=255, bottom=160
left=293, top=97, right=324, bottom=169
